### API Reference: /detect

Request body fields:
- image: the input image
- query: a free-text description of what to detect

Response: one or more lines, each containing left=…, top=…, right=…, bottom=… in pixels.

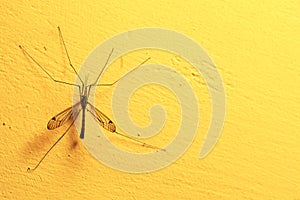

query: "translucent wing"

left=47, top=102, right=81, bottom=130
left=87, top=102, right=116, bottom=132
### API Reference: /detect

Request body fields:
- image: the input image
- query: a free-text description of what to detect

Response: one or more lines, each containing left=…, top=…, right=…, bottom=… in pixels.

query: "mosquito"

left=19, top=26, right=165, bottom=171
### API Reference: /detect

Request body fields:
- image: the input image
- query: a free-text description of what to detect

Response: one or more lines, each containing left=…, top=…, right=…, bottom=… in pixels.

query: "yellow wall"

left=1, top=0, right=299, bottom=199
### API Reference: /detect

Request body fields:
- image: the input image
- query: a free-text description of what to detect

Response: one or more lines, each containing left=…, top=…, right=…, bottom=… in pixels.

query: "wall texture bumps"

left=0, top=0, right=299, bottom=199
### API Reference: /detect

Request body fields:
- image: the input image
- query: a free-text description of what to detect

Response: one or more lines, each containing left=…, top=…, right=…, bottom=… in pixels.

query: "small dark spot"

left=9, top=126, right=11, bottom=129
left=52, top=117, right=56, bottom=120
left=72, top=141, right=78, bottom=148
left=68, top=154, right=71, bottom=157
left=108, top=120, right=112, bottom=123
left=44, top=46, right=47, bottom=51
left=2, top=122, right=5, bottom=126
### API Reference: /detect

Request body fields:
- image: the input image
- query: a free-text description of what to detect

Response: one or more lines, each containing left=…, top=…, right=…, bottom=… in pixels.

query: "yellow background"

left=1, top=0, right=299, bottom=199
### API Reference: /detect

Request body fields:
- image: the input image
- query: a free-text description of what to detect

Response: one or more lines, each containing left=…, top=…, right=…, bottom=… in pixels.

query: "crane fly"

left=19, top=26, right=165, bottom=171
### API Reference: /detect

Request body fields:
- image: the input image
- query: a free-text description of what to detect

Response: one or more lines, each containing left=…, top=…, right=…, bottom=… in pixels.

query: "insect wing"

left=87, top=102, right=116, bottom=132
left=47, top=102, right=81, bottom=130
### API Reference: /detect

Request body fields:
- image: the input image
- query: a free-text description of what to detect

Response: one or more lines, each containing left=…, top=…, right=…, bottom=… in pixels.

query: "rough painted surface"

left=1, top=0, right=299, bottom=199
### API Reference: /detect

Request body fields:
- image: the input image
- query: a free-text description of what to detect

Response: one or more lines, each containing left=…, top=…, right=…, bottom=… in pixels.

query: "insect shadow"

left=19, top=26, right=165, bottom=172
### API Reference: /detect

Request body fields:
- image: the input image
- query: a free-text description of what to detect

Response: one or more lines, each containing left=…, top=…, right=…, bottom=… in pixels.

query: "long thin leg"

left=27, top=109, right=81, bottom=172
left=19, top=45, right=80, bottom=88
left=91, top=48, right=115, bottom=86
left=96, top=57, right=151, bottom=87
left=57, top=26, right=84, bottom=85
left=86, top=107, right=165, bottom=151
left=114, top=131, right=166, bottom=152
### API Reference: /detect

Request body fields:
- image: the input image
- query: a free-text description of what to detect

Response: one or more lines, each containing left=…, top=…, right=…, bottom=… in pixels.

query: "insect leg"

left=96, top=57, right=151, bottom=87
left=27, top=109, right=81, bottom=172
left=19, top=45, right=80, bottom=87
left=57, top=26, right=84, bottom=85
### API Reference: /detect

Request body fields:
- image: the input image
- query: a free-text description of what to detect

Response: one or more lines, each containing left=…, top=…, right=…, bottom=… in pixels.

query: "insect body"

left=19, top=26, right=163, bottom=171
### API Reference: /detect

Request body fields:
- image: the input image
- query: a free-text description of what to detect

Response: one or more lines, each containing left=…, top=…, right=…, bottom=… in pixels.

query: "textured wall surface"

left=1, top=1, right=299, bottom=199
